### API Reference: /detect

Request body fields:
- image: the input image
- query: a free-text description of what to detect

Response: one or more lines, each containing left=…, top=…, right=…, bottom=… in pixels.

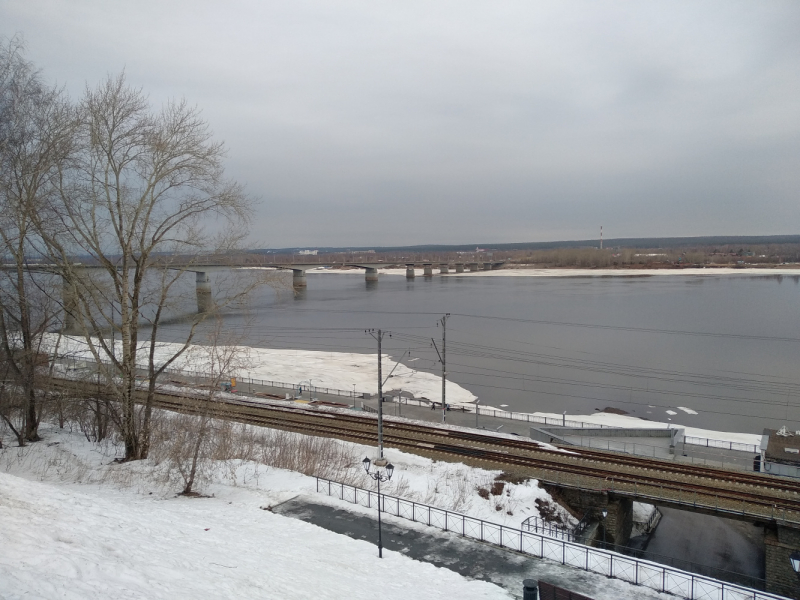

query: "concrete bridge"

left=5, top=258, right=507, bottom=328
left=3, top=263, right=230, bottom=332
left=261, top=260, right=507, bottom=287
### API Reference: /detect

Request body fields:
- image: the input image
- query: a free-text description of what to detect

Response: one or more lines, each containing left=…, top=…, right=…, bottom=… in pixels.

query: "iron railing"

left=478, top=406, right=760, bottom=454
left=520, top=515, right=574, bottom=541
left=684, top=435, right=760, bottom=454
left=315, top=476, right=788, bottom=600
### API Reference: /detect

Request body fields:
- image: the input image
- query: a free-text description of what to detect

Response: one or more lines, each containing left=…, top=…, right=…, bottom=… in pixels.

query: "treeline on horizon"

left=253, top=234, right=800, bottom=256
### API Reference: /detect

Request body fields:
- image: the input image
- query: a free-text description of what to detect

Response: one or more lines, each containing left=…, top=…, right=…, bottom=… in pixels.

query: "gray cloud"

left=3, top=0, right=799, bottom=247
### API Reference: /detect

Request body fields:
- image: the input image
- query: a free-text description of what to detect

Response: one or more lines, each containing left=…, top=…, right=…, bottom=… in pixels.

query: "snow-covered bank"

left=0, top=474, right=507, bottom=600
left=1, top=423, right=683, bottom=600
left=45, top=334, right=477, bottom=406
left=296, top=267, right=800, bottom=278
left=444, top=267, right=800, bottom=278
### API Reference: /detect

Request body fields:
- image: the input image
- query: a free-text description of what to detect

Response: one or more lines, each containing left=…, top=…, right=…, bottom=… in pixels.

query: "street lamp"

left=790, top=550, right=800, bottom=576
left=363, top=457, right=395, bottom=559
left=601, top=509, right=608, bottom=549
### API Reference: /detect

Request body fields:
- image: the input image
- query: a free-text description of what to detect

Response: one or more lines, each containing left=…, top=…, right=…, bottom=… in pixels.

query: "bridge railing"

left=315, top=476, right=786, bottom=600
left=684, top=435, right=760, bottom=454
left=477, top=406, right=760, bottom=455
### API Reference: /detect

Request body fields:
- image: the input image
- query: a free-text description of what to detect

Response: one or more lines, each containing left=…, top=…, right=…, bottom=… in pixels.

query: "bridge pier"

left=405, top=264, right=415, bottom=279
left=483, top=262, right=493, bottom=271
left=423, top=263, right=433, bottom=277
left=469, top=262, right=479, bottom=272
left=439, top=263, right=449, bottom=274
left=291, top=269, right=307, bottom=289
left=196, top=271, right=212, bottom=312
left=543, top=485, right=633, bottom=550
left=455, top=263, right=465, bottom=273
left=365, top=267, right=379, bottom=282
left=765, top=524, right=800, bottom=598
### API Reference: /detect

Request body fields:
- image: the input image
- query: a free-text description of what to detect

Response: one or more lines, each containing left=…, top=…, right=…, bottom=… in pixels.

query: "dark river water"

left=163, top=271, right=800, bottom=436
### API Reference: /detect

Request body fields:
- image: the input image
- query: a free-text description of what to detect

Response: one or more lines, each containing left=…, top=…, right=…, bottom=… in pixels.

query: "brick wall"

left=543, top=486, right=632, bottom=549
left=764, top=525, right=800, bottom=599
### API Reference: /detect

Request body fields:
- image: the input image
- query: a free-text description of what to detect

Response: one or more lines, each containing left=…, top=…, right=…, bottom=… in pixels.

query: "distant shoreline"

left=306, top=266, right=800, bottom=277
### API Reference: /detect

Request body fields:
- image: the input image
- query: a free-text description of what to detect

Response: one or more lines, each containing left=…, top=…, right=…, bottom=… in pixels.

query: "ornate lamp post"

left=601, top=508, right=608, bottom=549
left=363, top=457, right=394, bottom=558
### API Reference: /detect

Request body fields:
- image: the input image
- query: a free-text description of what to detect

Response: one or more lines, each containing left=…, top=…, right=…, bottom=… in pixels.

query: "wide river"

left=164, top=270, right=800, bottom=436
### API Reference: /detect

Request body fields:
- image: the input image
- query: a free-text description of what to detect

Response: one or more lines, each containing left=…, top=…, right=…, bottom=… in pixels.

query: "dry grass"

left=147, top=412, right=363, bottom=492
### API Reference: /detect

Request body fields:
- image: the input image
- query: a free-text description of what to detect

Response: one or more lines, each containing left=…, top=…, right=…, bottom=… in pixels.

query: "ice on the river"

left=45, top=334, right=477, bottom=406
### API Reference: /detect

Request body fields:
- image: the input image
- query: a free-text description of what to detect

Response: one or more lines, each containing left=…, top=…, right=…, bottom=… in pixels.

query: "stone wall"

left=765, top=525, right=800, bottom=599
left=542, top=485, right=633, bottom=549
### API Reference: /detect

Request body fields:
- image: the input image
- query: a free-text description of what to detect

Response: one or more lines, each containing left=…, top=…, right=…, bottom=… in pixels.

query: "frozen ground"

left=0, top=425, right=668, bottom=600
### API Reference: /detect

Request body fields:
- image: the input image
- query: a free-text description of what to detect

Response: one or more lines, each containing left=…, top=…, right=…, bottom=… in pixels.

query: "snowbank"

left=442, top=267, right=800, bottom=278
left=0, top=472, right=508, bottom=600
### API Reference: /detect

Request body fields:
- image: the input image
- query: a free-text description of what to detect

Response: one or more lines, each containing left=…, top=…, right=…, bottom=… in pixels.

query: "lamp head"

left=386, top=463, right=394, bottom=480
left=601, top=509, right=608, bottom=519
left=791, top=550, right=800, bottom=573
left=362, top=457, right=371, bottom=473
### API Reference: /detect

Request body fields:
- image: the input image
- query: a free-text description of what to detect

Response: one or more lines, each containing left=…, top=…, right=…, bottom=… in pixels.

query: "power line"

left=265, top=307, right=800, bottom=343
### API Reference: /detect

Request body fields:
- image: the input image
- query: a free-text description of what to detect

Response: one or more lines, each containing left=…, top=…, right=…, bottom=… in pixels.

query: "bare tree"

left=39, top=72, right=259, bottom=460
left=169, top=315, right=252, bottom=495
left=0, top=36, right=74, bottom=444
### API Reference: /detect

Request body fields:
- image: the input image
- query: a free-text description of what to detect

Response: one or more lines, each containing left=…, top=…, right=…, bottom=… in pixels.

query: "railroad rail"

left=49, top=376, right=800, bottom=526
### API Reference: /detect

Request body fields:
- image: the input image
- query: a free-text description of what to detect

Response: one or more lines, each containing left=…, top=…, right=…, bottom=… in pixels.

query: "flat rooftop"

left=763, top=428, right=800, bottom=465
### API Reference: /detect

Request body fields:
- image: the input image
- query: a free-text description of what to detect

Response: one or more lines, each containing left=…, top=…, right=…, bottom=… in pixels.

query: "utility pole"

left=366, top=329, right=387, bottom=463
left=432, top=314, right=450, bottom=423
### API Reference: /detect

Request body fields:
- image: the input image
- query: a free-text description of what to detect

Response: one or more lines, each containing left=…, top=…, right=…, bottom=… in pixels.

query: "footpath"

left=272, top=496, right=675, bottom=600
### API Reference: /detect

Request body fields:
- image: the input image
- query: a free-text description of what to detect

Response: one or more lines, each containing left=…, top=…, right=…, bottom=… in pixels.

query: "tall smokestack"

left=600, top=225, right=603, bottom=250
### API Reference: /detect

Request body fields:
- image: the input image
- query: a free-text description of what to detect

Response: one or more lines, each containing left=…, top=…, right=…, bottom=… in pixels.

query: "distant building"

left=298, top=249, right=318, bottom=255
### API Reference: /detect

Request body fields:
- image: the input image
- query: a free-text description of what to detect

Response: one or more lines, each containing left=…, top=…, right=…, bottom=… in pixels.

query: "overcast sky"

left=2, top=1, right=799, bottom=248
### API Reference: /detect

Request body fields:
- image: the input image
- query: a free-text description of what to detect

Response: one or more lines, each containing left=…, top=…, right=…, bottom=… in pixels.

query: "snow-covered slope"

left=0, top=470, right=509, bottom=600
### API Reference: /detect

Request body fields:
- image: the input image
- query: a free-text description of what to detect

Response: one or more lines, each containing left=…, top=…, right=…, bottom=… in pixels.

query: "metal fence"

left=685, top=435, right=760, bottom=455
left=71, top=356, right=359, bottom=400
left=315, top=476, right=786, bottom=600
left=478, top=406, right=760, bottom=455
left=520, top=515, right=575, bottom=541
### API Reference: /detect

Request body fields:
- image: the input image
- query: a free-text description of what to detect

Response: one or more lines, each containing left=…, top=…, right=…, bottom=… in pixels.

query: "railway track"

left=50, top=377, right=800, bottom=524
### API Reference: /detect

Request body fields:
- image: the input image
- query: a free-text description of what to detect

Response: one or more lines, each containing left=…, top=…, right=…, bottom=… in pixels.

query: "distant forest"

left=251, top=235, right=800, bottom=269
left=255, top=234, right=800, bottom=255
